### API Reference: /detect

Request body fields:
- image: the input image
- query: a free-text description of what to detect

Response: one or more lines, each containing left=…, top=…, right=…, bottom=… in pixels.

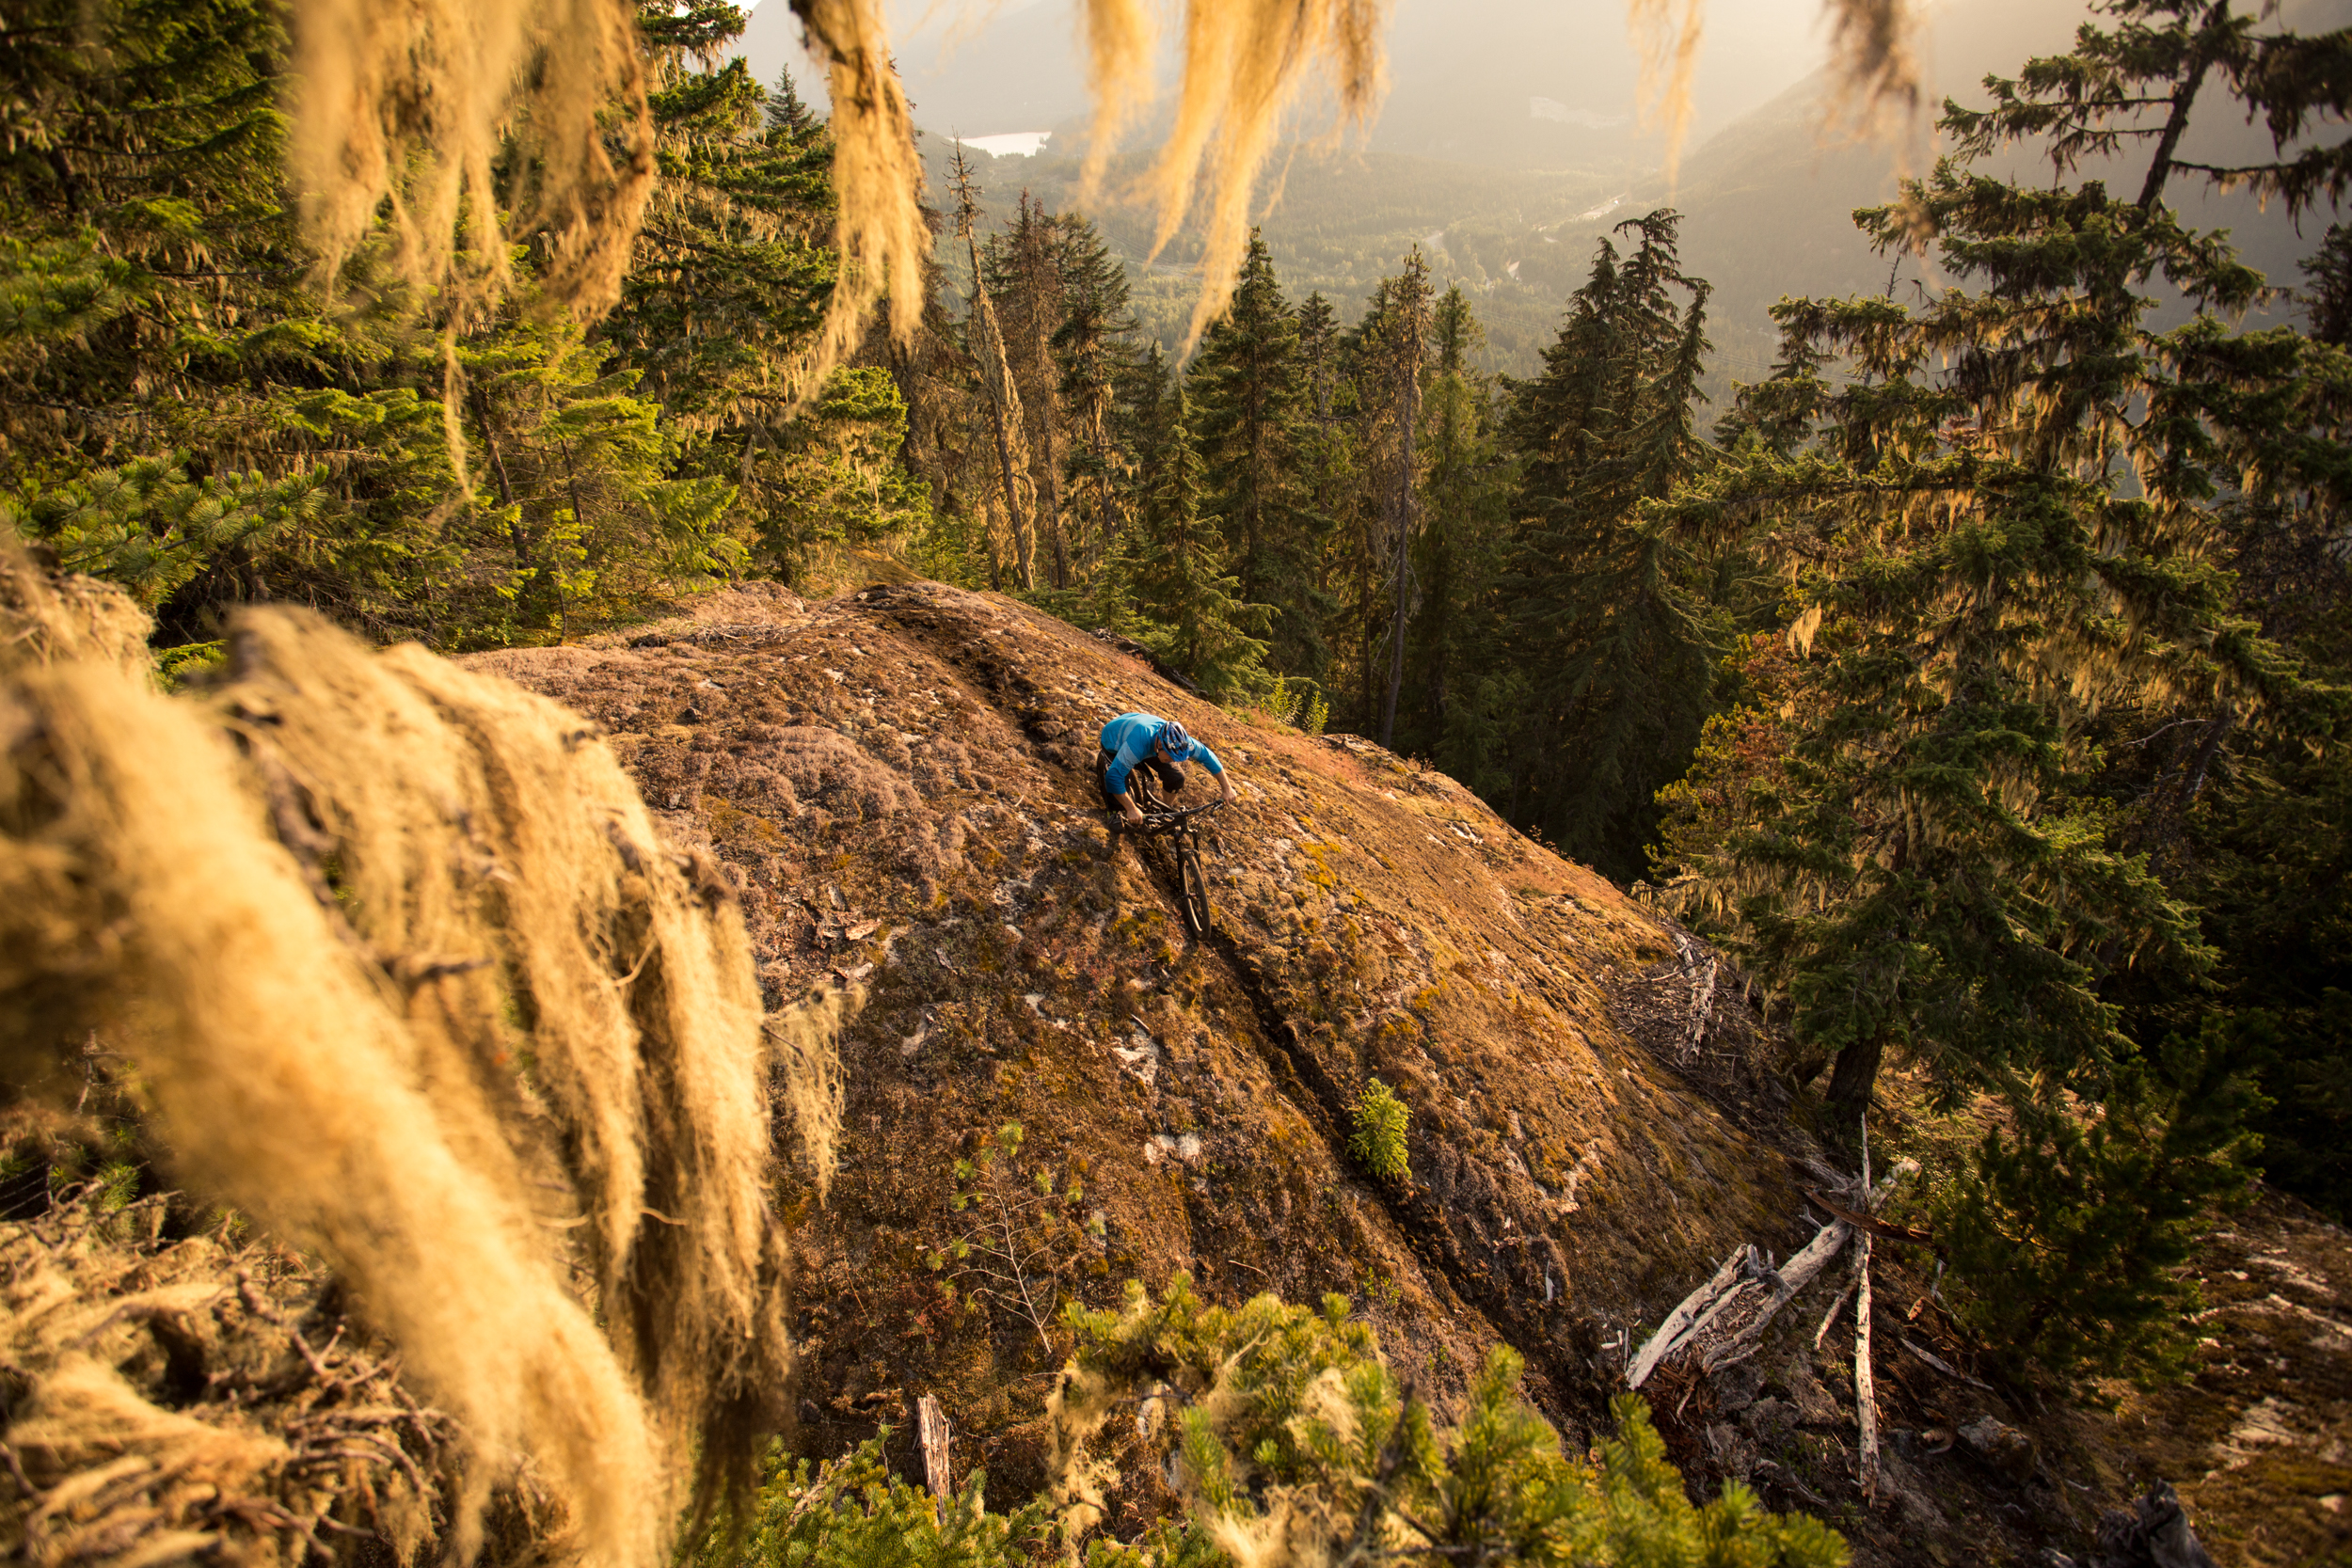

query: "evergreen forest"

left=5, top=0, right=2348, bottom=1477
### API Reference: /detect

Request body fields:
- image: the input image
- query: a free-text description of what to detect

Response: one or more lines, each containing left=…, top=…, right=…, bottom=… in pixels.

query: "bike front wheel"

left=1176, top=839, right=1213, bottom=938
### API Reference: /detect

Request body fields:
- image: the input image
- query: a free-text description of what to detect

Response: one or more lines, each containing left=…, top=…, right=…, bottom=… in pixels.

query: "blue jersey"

left=1099, top=711, right=1224, bottom=795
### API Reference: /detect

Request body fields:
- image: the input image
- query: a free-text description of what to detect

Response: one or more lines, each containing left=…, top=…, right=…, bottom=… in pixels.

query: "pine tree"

left=986, top=195, right=1071, bottom=587
left=2101, top=221, right=2352, bottom=1217
left=1396, top=287, right=1513, bottom=794
left=946, top=147, right=1038, bottom=591
left=0, top=0, right=447, bottom=641
left=1187, top=233, right=1327, bottom=680
left=1122, top=385, right=1279, bottom=705
left=1935, top=1018, right=2266, bottom=1386
left=1050, top=213, right=1143, bottom=585
left=1373, top=250, right=1432, bottom=748
left=764, top=66, right=818, bottom=135
left=1648, top=0, right=2336, bottom=1380
left=1294, top=291, right=1361, bottom=727
left=596, top=3, right=860, bottom=589
left=1060, top=1282, right=1849, bottom=1568
left=1502, top=212, right=1728, bottom=878
left=1, top=0, right=872, bottom=642
left=453, top=311, right=738, bottom=643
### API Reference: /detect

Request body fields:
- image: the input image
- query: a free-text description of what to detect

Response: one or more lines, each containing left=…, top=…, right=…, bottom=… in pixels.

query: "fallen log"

left=1704, top=1159, right=1918, bottom=1368
left=1902, top=1337, right=1990, bottom=1390
left=1628, top=1246, right=1745, bottom=1389
left=1814, top=1279, right=1856, bottom=1350
left=1854, top=1117, right=1879, bottom=1500
left=1803, top=1188, right=1937, bottom=1248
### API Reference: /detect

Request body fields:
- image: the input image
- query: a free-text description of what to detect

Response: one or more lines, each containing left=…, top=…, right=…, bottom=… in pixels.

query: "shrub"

left=1054, top=1280, right=1848, bottom=1568
left=924, top=1124, right=1105, bottom=1359
left=693, top=1434, right=1049, bottom=1568
left=1935, top=1020, right=2265, bottom=1388
left=1348, top=1078, right=1410, bottom=1183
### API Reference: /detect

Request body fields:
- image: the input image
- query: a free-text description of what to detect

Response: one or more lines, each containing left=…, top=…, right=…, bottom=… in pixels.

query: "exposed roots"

left=0, top=1190, right=456, bottom=1568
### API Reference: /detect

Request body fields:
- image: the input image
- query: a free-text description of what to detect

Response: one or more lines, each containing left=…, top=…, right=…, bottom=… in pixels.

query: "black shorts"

left=1098, top=748, right=1184, bottom=810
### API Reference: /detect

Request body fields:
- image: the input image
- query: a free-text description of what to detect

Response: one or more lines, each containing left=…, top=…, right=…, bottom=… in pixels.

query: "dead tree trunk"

left=1826, top=1029, right=1884, bottom=1131
left=915, top=1393, right=953, bottom=1502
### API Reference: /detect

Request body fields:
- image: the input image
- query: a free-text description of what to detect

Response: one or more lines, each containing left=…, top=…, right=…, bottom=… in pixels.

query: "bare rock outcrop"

left=476, top=582, right=1806, bottom=1481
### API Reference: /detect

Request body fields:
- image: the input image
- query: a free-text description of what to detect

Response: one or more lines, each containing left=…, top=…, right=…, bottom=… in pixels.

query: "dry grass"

left=0, top=1187, right=453, bottom=1568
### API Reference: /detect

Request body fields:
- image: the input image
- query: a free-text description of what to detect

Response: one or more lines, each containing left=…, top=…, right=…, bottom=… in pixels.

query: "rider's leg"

left=1146, top=754, right=1185, bottom=797
left=1096, top=749, right=1120, bottom=811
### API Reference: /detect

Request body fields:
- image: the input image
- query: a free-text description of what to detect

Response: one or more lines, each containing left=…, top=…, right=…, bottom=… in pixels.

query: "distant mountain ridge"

left=741, top=0, right=2345, bottom=384
left=732, top=0, right=1824, bottom=164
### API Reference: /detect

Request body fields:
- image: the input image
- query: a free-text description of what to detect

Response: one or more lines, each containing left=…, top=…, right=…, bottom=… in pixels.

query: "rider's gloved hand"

left=1219, top=776, right=1237, bottom=806
left=1120, top=797, right=1147, bottom=823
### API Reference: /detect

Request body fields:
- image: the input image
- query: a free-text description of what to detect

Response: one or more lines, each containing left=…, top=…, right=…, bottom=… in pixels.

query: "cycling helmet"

left=1158, top=718, right=1191, bottom=755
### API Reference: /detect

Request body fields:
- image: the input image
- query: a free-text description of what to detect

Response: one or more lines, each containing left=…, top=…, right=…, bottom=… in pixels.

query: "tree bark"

left=2137, top=2, right=2231, bottom=213
left=914, top=1393, right=952, bottom=1501
left=1825, top=1031, right=1884, bottom=1130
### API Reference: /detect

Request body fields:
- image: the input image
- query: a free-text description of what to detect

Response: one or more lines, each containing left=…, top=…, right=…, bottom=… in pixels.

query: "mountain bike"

left=1113, top=784, right=1224, bottom=940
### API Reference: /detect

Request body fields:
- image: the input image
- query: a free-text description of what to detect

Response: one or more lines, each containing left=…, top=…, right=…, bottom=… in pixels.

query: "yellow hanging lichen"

left=0, top=546, right=855, bottom=1567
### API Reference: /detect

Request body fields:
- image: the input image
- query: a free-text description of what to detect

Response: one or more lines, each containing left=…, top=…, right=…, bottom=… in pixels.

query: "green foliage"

left=1648, top=0, right=2343, bottom=1380
left=1347, top=1078, right=1410, bottom=1183
left=754, top=368, right=934, bottom=571
left=1934, top=1021, right=2266, bottom=1387
left=1186, top=235, right=1329, bottom=680
left=2, top=0, right=864, bottom=647
left=1120, top=385, right=1282, bottom=708
left=4, top=458, right=323, bottom=610
left=694, top=1435, right=1050, bottom=1568
left=1061, top=1280, right=1847, bottom=1568
left=922, top=1124, right=1105, bottom=1360
left=448, top=309, right=742, bottom=645
left=1501, top=212, right=1732, bottom=879
left=1289, top=678, right=1331, bottom=737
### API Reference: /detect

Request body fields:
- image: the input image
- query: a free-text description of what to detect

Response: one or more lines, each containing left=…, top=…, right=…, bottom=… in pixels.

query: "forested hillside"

left=3, top=0, right=2349, bottom=1563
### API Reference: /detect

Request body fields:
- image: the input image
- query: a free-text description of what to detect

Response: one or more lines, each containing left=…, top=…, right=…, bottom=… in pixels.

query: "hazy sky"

left=737, top=0, right=1842, bottom=147
left=736, top=0, right=2349, bottom=172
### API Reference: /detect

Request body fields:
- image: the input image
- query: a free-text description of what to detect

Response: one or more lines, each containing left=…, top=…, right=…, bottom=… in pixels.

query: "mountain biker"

left=1098, top=711, right=1237, bottom=825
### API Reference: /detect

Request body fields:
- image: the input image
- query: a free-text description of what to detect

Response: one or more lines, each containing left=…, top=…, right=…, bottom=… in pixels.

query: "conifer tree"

left=2, top=0, right=875, bottom=641
left=1502, top=212, right=1727, bottom=878
left=987, top=195, right=1072, bottom=587
left=1397, top=287, right=1513, bottom=792
left=0, top=0, right=451, bottom=641
left=1374, top=250, right=1433, bottom=748
left=1188, top=233, right=1327, bottom=679
left=947, top=147, right=1039, bottom=591
left=1294, top=292, right=1361, bottom=725
left=1649, top=0, right=2334, bottom=1379
left=1051, top=214, right=1143, bottom=585
left=765, top=66, right=818, bottom=135
left=596, top=3, right=884, bottom=592
left=1123, top=386, right=1279, bottom=705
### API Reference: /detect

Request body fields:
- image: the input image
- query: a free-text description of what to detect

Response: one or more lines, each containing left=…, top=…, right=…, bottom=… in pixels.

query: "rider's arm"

left=1183, top=740, right=1238, bottom=805
left=1104, top=753, right=1147, bottom=821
